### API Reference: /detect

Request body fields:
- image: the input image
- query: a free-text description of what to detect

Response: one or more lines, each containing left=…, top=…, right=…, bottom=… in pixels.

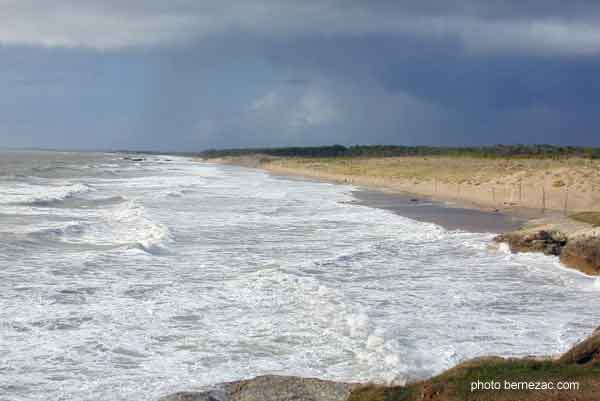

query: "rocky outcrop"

left=158, top=376, right=358, bottom=401
left=494, top=229, right=567, bottom=256
left=158, top=391, right=230, bottom=401
left=225, top=375, right=358, bottom=401
left=560, top=236, right=600, bottom=276
left=494, top=218, right=600, bottom=275
left=559, top=327, right=600, bottom=365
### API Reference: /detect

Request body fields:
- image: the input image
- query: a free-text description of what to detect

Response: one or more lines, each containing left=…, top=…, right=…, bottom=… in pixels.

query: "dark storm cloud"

left=3, top=1, right=600, bottom=54
left=0, top=1, right=598, bottom=150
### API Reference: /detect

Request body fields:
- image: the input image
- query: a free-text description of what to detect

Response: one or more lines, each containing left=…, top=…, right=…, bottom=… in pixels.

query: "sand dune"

left=261, top=156, right=600, bottom=216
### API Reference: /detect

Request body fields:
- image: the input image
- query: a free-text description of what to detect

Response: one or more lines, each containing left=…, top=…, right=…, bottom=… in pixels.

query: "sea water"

left=0, top=150, right=598, bottom=401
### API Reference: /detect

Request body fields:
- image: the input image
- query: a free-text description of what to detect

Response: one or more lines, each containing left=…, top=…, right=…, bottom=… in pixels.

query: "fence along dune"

left=258, top=155, right=600, bottom=216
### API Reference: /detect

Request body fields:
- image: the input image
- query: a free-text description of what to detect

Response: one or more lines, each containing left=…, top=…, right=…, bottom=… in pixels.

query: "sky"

left=0, top=1, right=599, bottom=151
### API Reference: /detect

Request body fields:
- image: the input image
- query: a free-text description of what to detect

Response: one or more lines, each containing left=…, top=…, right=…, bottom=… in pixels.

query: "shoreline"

left=158, top=328, right=600, bottom=401
left=230, top=156, right=528, bottom=233
left=254, top=160, right=524, bottom=233
left=204, top=155, right=600, bottom=276
left=207, top=154, right=550, bottom=220
left=352, top=188, right=523, bottom=234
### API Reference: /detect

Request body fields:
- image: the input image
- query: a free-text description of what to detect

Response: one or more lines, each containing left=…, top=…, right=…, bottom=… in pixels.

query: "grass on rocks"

left=348, top=359, right=600, bottom=401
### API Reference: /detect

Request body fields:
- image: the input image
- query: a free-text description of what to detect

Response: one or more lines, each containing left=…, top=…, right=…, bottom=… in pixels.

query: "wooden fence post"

left=542, top=187, right=546, bottom=214
left=564, top=186, right=569, bottom=216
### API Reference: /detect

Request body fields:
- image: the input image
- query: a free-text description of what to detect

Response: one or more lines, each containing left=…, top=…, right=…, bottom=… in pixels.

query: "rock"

left=224, top=375, right=358, bottom=401
left=494, top=229, right=568, bottom=256
left=158, top=376, right=357, bottom=401
left=157, top=391, right=231, bottom=401
left=560, top=236, right=600, bottom=275
left=559, top=327, right=600, bottom=365
left=493, top=215, right=600, bottom=275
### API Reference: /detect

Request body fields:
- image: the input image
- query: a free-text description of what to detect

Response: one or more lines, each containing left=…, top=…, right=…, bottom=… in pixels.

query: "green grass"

left=347, top=385, right=416, bottom=401
left=439, top=360, right=600, bottom=400
left=571, top=212, right=600, bottom=226
left=347, top=360, right=600, bottom=401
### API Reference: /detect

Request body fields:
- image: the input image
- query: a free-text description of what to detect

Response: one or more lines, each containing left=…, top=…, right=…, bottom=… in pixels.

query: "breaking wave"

left=23, top=199, right=172, bottom=255
left=110, top=200, right=174, bottom=255
left=4, top=182, right=94, bottom=206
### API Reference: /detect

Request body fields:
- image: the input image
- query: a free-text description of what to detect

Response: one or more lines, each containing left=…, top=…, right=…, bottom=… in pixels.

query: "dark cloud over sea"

left=0, top=1, right=599, bottom=150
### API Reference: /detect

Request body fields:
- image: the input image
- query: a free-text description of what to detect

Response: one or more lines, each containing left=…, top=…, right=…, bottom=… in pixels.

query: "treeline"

left=199, top=144, right=600, bottom=159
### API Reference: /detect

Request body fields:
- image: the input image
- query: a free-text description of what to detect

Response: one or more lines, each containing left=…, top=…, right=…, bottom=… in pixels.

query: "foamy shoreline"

left=203, top=155, right=600, bottom=276
left=156, top=329, right=600, bottom=401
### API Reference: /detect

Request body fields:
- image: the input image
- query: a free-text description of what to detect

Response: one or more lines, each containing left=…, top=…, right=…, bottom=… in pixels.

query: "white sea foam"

left=38, top=199, right=175, bottom=254
left=0, top=182, right=93, bottom=205
left=1, top=154, right=598, bottom=401
left=108, top=200, right=174, bottom=254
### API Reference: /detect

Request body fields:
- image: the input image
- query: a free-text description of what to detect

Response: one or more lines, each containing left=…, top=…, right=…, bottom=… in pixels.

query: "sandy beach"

left=207, top=155, right=600, bottom=275
left=263, top=156, right=600, bottom=216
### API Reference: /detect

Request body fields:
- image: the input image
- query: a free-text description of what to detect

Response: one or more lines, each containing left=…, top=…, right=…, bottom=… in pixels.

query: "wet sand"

left=350, top=189, right=525, bottom=233
left=265, top=168, right=525, bottom=233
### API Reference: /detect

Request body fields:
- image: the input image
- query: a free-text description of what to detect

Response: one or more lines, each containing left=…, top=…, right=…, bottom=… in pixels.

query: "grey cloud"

left=2, top=1, right=600, bottom=54
left=1, top=4, right=599, bottom=151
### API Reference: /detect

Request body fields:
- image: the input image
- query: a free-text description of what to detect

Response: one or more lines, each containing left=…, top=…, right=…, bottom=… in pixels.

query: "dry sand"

left=262, top=156, right=600, bottom=217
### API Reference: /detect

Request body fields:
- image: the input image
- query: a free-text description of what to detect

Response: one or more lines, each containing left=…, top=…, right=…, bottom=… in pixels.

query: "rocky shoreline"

left=494, top=216, right=600, bottom=275
left=158, top=329, right=600, bottom=401
left=158, top=376, right=359, bottom=401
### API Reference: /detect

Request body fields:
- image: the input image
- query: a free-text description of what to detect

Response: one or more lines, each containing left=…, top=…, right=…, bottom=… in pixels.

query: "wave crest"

left=6, top=182, right=94, bottom=206
left=111, top=201, right=174, bottom=255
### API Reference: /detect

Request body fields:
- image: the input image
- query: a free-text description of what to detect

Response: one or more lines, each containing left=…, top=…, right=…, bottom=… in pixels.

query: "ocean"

left=0, top=150, right=598, bottom=401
